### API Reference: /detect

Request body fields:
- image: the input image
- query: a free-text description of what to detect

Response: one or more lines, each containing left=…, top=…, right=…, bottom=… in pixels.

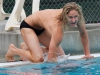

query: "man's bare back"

left=24, top=9, right=63, bottom=35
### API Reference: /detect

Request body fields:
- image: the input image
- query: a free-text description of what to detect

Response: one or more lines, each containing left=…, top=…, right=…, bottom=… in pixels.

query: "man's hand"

left=47, top=58, right=57, bottom=62
left=81, top=55, right=94, bottom=59
left=47, top=52, right=57, bottom=62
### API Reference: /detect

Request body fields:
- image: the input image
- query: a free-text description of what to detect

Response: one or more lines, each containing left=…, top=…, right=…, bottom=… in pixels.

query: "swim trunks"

left=20, top=20, right=45, bottom=36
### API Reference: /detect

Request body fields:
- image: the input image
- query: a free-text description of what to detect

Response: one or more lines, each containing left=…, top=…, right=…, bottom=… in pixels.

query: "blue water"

left=0, top=57, right=100, bottom=75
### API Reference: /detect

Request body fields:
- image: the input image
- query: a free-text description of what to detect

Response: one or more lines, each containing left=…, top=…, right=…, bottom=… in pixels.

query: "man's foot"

left=5, top=44, right=15, bottom=62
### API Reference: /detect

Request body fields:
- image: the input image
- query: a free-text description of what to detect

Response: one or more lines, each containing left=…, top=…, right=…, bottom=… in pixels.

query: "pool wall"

left=0, top=21, right=100, bottom=55
left=61, top=28, right=100, bottom=54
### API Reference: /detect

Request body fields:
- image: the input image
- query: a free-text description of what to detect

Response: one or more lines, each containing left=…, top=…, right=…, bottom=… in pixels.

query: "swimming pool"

left=0, top=54, right=100, bottom=75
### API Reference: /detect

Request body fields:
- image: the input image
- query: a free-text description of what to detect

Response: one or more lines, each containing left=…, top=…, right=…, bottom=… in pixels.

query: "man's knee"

left=32, top=54, right=44, bottom=63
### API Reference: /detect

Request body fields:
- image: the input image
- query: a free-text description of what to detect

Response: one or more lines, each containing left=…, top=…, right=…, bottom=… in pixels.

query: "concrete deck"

left=0, top=55, right=20, bottom=63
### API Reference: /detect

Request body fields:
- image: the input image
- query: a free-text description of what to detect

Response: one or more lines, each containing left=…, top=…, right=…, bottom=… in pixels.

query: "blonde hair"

left=57, top=2, right=85, bottom=29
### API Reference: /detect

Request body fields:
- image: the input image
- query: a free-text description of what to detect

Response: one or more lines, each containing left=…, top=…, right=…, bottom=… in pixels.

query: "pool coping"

left=0, top=53, right=100, bottom=68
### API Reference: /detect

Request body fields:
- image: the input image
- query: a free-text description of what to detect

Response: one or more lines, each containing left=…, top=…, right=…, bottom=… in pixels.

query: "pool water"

left=0, top=57, right=100, bottom=75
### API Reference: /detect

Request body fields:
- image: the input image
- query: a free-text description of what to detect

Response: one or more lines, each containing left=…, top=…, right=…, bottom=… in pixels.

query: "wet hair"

left=57, top=2, right=85, bottom=29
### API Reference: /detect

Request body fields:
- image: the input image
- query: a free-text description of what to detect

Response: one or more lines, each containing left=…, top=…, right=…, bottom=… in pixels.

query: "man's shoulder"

left=33, top=9, right=54, bottom=17
left=39, top=9, right=58, bottom=13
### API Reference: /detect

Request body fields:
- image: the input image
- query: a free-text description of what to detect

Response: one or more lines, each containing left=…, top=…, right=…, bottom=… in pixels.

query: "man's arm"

left=47, top=26, right=63, bottom=62
left=77, top=24, right=94, bottom=59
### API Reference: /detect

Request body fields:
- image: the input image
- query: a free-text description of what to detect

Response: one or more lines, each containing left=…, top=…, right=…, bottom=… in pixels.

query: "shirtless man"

left=5, top=2, right=94, bottom=63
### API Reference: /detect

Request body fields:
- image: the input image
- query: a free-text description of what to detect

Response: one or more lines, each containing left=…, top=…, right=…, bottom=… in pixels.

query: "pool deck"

left=0, top=55, right=21, bottom=63
left=0, top=53, right=100, bottom=68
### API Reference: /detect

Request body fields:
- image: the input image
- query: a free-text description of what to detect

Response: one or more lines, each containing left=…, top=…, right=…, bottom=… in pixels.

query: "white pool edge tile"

left=68, top=53, right=100, bottom=59
left=0, top=53, right=100, bottom=68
